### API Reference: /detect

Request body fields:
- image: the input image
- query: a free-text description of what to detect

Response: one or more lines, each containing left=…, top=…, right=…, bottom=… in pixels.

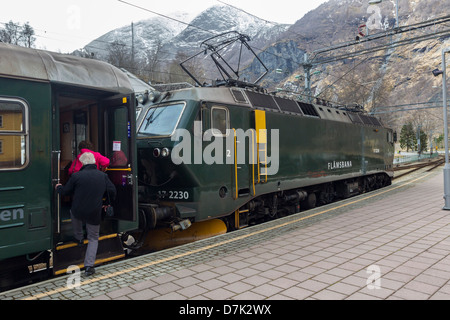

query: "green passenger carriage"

left=0, top=43, right=138, bottom=286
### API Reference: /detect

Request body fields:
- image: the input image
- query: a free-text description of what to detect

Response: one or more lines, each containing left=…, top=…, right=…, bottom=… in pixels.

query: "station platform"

left=2, top=168, right=450, bottom=302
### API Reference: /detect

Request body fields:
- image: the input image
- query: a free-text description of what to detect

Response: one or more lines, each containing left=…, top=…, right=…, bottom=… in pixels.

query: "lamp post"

left=442, top=48, right=450, bottom=210
left=433, top=47, right=450, bottom=209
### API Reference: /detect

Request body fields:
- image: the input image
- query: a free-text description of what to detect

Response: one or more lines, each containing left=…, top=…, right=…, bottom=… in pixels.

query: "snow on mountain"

left=83, top=11, right=197, bottom=61
left=82, top=4, right=290, bottom=68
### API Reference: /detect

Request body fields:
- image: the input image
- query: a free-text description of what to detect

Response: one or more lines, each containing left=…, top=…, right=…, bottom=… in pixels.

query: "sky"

left=0, top=0, right=329, bottom=53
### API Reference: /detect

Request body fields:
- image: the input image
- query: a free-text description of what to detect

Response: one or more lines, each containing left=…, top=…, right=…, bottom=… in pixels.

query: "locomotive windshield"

left=138, top=103, right=184, bottom=136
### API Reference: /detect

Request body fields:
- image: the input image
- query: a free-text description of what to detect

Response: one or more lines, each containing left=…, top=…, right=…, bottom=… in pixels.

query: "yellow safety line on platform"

left=54, top=254, right=126, bottom=276
left=22, top=172, right=434, bottom=300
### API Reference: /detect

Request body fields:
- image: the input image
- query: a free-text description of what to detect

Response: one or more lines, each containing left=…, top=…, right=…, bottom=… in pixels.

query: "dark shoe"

left=84, top=266, right=96, bottom=277
left=73, top=237, right=84, bottom=247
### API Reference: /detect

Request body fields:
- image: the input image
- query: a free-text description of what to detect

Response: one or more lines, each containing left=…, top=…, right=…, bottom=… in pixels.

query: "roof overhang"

left=0, top=43, right=133, bottom=95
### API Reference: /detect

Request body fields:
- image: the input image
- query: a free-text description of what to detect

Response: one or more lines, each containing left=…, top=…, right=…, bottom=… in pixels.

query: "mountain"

left=79, top=0, right=450, bottom=136
left=166, top=6, right=290, bottom=66
left=81, top=5, right=291, bottom=84
left=261, top=0, right=450, bottom=133
left=83, top=12, right=195, bottom=61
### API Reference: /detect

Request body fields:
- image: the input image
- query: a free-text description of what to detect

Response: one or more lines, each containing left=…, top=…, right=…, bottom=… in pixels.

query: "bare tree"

left=167, top=52, right=191, bottom=83
left=169, top=51, right=207, bottom=85
left=142, top=39, right=167, bottom=84
left=107, top=40, right=132, bottom=69
left=1, top=21, right=22, bottom=45
left=22, top=22, right=36, bottom=48
left=0, top=21, right=36, bottom=47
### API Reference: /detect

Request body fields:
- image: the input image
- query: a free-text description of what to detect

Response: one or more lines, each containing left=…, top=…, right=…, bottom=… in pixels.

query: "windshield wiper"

left=144, top=107, right=165, bottom=131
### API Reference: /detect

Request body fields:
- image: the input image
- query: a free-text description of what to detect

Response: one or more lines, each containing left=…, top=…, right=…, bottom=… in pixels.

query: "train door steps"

left=53, top=234, right=125, bottom=276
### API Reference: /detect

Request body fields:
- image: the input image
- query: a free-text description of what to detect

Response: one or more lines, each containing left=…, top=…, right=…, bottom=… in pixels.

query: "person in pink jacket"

left=68, top=140, right=110, bottom=176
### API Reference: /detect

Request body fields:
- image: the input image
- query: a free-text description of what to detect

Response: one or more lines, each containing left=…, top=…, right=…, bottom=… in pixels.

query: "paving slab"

left=1, top=169, right=449, bottom=302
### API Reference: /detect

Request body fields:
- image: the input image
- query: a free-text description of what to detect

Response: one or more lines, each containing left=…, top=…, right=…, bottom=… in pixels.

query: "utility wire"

left=117, top=0, right=215, bottom=35
left=216, top=0, right=329, bottom=46
left=102, top=3, right=450, bottom=114
left=116, top=0, right=306, bottom=71
left=2, top=2, right=447, bottom=108
left=214, top=0, right=450, bottom=104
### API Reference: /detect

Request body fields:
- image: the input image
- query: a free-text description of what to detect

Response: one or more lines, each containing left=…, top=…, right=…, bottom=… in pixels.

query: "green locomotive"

left=134, top=32, right=394, bottom=251
left=136, top=85, right=394, bottom=250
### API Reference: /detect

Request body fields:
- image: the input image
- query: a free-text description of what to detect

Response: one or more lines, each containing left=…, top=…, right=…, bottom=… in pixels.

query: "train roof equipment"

left=180, top=31, right=268, bottom=89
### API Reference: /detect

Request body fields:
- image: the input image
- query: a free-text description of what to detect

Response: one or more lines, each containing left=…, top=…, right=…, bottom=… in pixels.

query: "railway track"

left=393, top=156, right=444, bottom=180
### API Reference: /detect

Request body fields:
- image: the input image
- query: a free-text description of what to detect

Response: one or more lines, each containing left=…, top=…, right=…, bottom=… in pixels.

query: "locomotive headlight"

left=137, top=90, right=149, bottom=105
left=161, top=147, right=170, bottom=157
left=137, top=94, right=145, bottom=104
left=153, top=148, right=161, bottom=158
left=148, top=90, right=160, bottom=102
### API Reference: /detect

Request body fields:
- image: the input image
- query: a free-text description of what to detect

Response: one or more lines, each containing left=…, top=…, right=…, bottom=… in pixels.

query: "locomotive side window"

left=211, top=106, right=229, bottom=136
left=0, top=98, right=29, bottom=170
left=387, top=130, right=394, bottom=144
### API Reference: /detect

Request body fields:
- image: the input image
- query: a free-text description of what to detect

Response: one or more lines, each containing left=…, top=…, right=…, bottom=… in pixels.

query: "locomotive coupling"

left=139, top=204, right=174, bottom=229
left=139, top=204, right=192, bottom=232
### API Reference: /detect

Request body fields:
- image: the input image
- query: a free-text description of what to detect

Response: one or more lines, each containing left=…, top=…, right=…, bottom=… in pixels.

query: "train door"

left=52, top=91, right=136, bottom=275
left=207, top=105, right=242, bottom=198
left=54, top=92, right=136, bottom=239
left=227, top=106, right=261, bottom=230
left=226, top=106, right=254, bottom=199
left=55, top=94, right=102, bottom=238
left=102, top=96, right=136, bottom=223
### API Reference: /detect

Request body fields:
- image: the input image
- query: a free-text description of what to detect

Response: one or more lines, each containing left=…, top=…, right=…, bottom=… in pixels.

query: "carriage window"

left=0, top=98, right=29, bottom=170
left=211, top=106, right=229, bottom=136
left=106, top=106, right=131, bottom=168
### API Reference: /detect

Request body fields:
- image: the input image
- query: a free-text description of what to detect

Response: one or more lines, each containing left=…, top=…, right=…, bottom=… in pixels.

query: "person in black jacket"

left=55, top=152, right=116, bottom=277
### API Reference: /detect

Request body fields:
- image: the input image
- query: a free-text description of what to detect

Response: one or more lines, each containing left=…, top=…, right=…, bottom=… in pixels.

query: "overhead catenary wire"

left=215, top=1, right=450, bottom=106
left=0, top=20, right=224, bottom=83
left=370, top=100, right=450, bottom=114
left=115, top=0, right=380, bottom=100
left=104, top=2, right=450, bottom=120
left=216, top=0, right=333, bottom=48
left=2, top=1, right=448, bottom=108
left=117, top=0, right=216, bottom=35
left=116, top=0, right=320, bottom=71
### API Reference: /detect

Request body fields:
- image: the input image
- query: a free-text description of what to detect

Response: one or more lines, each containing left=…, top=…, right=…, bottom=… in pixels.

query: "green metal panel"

left=0, top=78, right=53, bottom=260
left=0, top=45, right=139, bottom=265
